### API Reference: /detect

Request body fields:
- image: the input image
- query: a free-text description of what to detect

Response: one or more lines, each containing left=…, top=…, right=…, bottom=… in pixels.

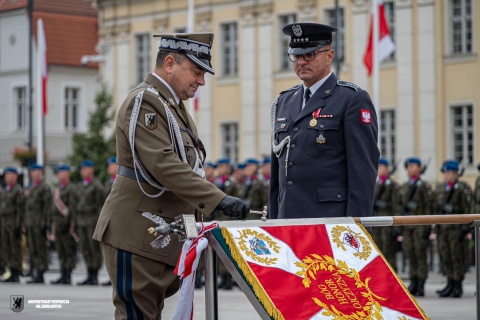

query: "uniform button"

left=320, top=124, right=324, bottom=128
left=337, top=195, right=341, bottom=199
left=287, top=181, right=293, bottom=186
left=291, top=144, right=296, bottom=149
left=293, top=127, right=299, bottom=132
left=199, top=203, right=205, bottom=209
left=288, top=162, right=293, bottom=168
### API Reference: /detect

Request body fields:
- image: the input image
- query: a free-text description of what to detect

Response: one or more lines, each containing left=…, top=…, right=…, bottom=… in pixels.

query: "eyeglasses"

left=288, top=49, right=331, bottom=62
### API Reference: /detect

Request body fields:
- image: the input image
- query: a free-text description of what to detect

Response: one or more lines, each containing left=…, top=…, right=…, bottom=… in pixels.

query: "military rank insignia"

left=145, top=113, right=158, bottom=130
left=361, top=109, right=372, bottom=124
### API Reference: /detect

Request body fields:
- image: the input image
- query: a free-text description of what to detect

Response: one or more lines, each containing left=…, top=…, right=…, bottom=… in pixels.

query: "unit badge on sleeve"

left=145, top=113, right=158, bottom=130
left=361, top=109, right=372, bottom=124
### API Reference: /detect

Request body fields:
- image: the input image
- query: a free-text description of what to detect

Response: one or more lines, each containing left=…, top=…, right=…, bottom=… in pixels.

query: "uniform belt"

left=118, top=165, right=159, bottom=185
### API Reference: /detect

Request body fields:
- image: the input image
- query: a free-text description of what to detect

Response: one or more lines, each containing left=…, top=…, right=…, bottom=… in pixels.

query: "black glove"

left=215, top=195, right=250, bottom=219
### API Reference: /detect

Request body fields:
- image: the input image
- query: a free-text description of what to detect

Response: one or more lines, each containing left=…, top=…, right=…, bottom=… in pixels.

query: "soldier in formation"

left=399, top=157, right=432, bottom=297
left=372, top=158, right=401, bottom=272
left=0, top=167, right=25, bottom=283
left=50, top=164, right=77, bottom=285
left=432, top=160, right=471, bottom=298
left=25, top=163, right=52, bottom=284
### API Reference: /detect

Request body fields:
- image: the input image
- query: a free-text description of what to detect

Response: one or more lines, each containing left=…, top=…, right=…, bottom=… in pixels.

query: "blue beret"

left=3, top=166, right=18, bottom=175
left=55, top=164, right=71, bottom=173
left=106, top=156, right=117, bottom=166
left=235, top=163, right=246, bottom=170
left=404, top=157, right=421, bottom=168
left=262, top=157, right=271, bottom=165
left=80, top=160, right=94, bottom=168
left=245, top=158, right=260, bottom=166
left=379, top=158, right=389, bottom=166
left=216, top=158, right=230, bottom=165
left=29, top=163, right=44, bottom=170
left=205, top=161, right=217, bottom=169
left=441, top=160, right=459, bottom=173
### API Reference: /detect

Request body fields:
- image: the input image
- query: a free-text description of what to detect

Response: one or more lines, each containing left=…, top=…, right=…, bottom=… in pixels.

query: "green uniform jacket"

left=248, top=178, right=269, bottom=211
left=472, top=176, right=480, bottom=214
left=0, top=184, right=25, bottom=228
left=93, top=73, right=225, bottom=266
left=400, top=178, right=432, bottom=217
left=433, top=180, right=471, bottom=228
left=75, top=178, right=103, bottom=227
left=51, top=183, right=77, bottom=233
left=373, top=177, right=401, bottom=216
left=25, top=181, right=51, bottom=228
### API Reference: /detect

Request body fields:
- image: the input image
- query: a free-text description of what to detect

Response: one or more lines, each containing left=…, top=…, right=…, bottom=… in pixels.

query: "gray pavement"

left=0, top=252, right=477, bottom=319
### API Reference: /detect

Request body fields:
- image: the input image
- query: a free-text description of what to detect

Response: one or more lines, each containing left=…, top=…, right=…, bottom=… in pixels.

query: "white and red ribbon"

left=173, top=221, right=218, bottom=320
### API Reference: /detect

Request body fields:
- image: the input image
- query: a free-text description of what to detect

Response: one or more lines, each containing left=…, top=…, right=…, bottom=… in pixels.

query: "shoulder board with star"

left=279, top=84, right=301, bottom=95
left=337, top=80, right=361, bottom=92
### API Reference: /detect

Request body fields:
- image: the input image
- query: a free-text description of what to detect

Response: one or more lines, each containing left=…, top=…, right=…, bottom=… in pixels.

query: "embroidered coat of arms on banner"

left=213, top=224, right=428, bottom=320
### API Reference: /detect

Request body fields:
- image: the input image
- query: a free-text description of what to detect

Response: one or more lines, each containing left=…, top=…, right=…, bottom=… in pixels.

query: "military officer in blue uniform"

left=270, top=23, right=379, bottom=219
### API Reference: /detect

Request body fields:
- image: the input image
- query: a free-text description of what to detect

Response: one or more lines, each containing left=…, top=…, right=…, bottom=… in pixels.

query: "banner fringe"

left=221, top=228, right=285, bottom=320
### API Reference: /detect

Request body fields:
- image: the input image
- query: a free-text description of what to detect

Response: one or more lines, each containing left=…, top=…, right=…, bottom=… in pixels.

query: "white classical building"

left=92, top=0, right=478, bottom=184
left=0, top=0, right=99, bottom=176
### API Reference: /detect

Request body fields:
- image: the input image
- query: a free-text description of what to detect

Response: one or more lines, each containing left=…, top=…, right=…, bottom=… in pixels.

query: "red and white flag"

left=173, top=222, right=218, bottom=320
left=219, top=224, right=428, bottom=320
left=37, top=18, right=48, bottom=116
left=363, top=0, right=395, bottom=76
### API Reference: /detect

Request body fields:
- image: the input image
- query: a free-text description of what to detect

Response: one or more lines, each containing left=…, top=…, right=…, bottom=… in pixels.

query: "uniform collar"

left=151, top=72, right=180, bottom=105
left=297, top=73, right=337, bottom=121
left=303, top=71, right=332, bottom=99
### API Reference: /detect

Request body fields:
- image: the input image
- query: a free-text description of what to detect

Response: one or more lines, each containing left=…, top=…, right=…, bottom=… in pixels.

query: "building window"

left=325, top=7, right=345, bottom=63
left=450, top=0, right=473, bottom=54
left=220, top=122, right=238, bottom=162
left=380, top=110, right=396, bottom=162
left=15, top=87, right=27, bottom=129
left=220, top=22, right=238, bottom=76
left=383, top=1, right=396, bottom=60
left=278, top=13, right=296, bottom=70
left=451, top=104, right=474, bottom=165
left=136, top=33, right=151, bottom=84
left=64, top=87, right=79, bottom=130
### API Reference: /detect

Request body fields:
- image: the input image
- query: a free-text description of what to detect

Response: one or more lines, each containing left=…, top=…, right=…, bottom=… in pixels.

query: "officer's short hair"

left=155, top=51, right=185, bottom=69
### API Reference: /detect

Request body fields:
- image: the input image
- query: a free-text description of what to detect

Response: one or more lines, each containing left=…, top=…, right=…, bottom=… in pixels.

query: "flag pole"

left=372, top=0, right=380, bottom=143
left=186, top=0, right=196, bottom=116
left=36, top=18, right=45, bottom=165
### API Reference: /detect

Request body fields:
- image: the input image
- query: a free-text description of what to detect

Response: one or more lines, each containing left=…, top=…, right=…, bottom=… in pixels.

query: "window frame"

left=448, top=0, right=474, bottom=55
left=379, top=109, right=396, bottom=163
left=220, top=22, right=238, bottom=77
left=278, top=13, right=297, bottom=71
left=14, top=86, right=27, bottom=130
left=449, top=103, right=474, bottom=165
left=64, top=87, right=80, bottom=130
left=135, top=33, right=151, bottom=84
left=324, top=6, right=345, bottom=63
left=220, top=122, right=239, bottom=162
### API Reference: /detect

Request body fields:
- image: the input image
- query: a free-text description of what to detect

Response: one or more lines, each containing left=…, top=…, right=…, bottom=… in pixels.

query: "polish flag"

left=363, top=0, right=395, bottom=76
left=37, top=18, right=48, bottom=116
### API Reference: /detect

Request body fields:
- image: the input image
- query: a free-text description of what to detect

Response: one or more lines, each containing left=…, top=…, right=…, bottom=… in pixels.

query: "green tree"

left=68, top=88, right=116, bottom=183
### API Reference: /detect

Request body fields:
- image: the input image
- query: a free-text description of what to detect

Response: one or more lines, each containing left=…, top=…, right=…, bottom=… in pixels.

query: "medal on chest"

left=309, top=108, right=321, bottom=127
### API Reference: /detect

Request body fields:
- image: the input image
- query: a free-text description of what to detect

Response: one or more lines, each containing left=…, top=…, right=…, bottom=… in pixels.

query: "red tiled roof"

left=0, top=0, right=28, bottom=13
left=0, top=0, right=96, bottom=16
left=33, top=12, right=98, bottom=68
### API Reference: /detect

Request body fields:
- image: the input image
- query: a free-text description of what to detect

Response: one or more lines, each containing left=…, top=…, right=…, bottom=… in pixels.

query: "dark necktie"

left=304, top=88, right=311, bottom=106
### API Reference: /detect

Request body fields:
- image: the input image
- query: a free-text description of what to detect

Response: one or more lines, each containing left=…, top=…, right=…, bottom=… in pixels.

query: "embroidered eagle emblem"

left=361, top=109, right=372, bottom=124
left=145, top=113, right=157, bottom=130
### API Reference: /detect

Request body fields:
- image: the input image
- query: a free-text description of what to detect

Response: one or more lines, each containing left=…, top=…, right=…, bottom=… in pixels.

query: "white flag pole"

left=186, top=0, right=196, bottom=116
left=372, top=0, right=380, bottom=144
left=36, top=18, right=45, bottom=165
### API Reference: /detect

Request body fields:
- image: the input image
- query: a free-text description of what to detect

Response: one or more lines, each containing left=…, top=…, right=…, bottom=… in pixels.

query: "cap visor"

left=186, top=54, right=215, bottom=75
left=288, top=44, right=325, bottom=56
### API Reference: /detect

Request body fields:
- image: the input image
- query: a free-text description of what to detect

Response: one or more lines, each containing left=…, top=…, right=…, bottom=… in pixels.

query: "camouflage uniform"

left=247, top=177, right=269, bottom=220
left=400, top=177, right=432, bottom=295
left=372, top=176, right=401, bottom=271
left=25, top=180, right=52, bottom=282
left=76, top=178, right=104, bottom=284
left=472, top=175, right=480, bottom=214
left=0, top=184, right=25, bottom=282
left=433, top=179, right=471, bottom=297
left=51, top=182, right=77, bottom=284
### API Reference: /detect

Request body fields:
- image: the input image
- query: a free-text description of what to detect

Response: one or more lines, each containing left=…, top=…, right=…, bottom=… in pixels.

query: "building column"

left=351, top=1, right=369, bottom=89
left=417, top=0, right=436, bottom=180
left=114, top=23, right=131, bottom=113
left=396, top=0, right=415, bottom=180
left=240, top=5, right=258, bottom=159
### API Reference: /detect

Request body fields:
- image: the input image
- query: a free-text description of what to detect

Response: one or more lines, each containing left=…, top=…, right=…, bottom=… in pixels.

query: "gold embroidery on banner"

left=331, top=225, right=372, bottom=260
left=295, top=255, right=386, bottom=320
left=235, top=229, right=280, bottom=265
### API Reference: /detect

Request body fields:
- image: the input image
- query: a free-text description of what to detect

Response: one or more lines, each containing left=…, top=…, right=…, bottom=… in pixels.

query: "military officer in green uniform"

left=93, top=33, right=249, bottom=319
left=372, top=158, right=401, bottom=271
left=399, top=157, right=432, bottom=297
left=0, top=167, right=25, bottom=283
left=50, top=164, right=77, bottom=285
left=472, top=163, right=480, bottom=215
left=433, top=160, right=471, bottom=298
left=248, top=158, right=270, bottom=214
left=24, top=163, right=51, bottom=284
left=224, top=162, right=246, bottom=200
left=76, top=160, right=104, bottom=285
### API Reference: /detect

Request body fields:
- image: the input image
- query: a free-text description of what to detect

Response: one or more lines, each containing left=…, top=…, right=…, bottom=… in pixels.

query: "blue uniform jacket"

left=269, top=73, right=379, bottom=219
